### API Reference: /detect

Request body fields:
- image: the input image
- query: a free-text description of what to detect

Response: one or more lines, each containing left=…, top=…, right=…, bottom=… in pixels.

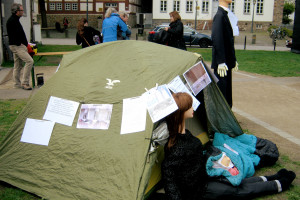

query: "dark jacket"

left=117, top=23, right=131, bottom=40
left=167, top=20, right=186, bottom=50
left=162, top=130, right=207, bottom=200
left=76, top=26, right=100, bottom=48
left=6, top=14, right=28, bottom=46
left=211, top=7, right=236, bottom=69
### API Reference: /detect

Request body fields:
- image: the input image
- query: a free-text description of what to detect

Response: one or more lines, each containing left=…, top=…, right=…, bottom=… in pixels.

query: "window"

left=56, top=3, right=62, bottom=11
left=174, top=1, right=180, bottom=12
left=161, top=1, right=167, bottom=12
left=65, top=3, right=71, bottom=11
left=256, top=24, right=262, bottom=29
left=105, top=3, right=117, bottom=7
left=72, top=3, right=78, bottom=11
left=244, top=0, right=251, bottom=14
left=256, top=0, right=264, bottom=14
left=202, top=0, right=209, bottom=13
left=229, top=0, right=235, bottom=13
left=49, top=3, right=55, bottom=11
left=186, top=0, right=193, bottom=12
left=21, top=0, right=27, bottom=16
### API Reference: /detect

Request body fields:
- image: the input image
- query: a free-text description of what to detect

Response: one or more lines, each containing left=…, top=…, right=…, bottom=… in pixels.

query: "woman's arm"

left=118, top=19, right=128, bottom=38
left=167, top=21, right=183, bottom=37
left=90, top=27, right=100, bottom=36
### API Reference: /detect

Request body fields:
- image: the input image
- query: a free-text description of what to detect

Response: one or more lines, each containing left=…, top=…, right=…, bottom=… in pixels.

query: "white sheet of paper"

left=43, top=96, right=80, bottom=126
left=167, top=76, right=200, bottom=111
left=144, top=84, right=178, bottom=123
left=21, top=118, right=55, bottom=146
left=120, top=96, right=147, bottom=134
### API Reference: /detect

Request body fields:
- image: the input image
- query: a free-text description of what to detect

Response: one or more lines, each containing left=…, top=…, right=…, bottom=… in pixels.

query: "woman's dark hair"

left=77, top=18, right=88, bottom=36
left=166, top=92, right=192, bottom=149
left=169, top=11, right=181, bottom=21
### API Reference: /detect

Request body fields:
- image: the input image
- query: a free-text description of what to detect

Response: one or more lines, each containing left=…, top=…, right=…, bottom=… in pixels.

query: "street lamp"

left=86, top=0, right=88, bottom=21
left=251, top=0, right=257, bottom=33
left=195, top=0, right=198, bottom=30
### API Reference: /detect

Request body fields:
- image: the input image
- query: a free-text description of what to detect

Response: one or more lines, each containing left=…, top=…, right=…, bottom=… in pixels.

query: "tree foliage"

left=282, top=2, right=295, bottom=24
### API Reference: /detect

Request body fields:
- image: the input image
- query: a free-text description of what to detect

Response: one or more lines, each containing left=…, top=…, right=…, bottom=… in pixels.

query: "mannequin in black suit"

left=211, top=0, right=238, bottom=108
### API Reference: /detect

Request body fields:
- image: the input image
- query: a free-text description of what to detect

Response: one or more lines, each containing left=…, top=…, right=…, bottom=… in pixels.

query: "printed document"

left=167, top=75, right=200, bottom=111
left=183, top=61, right=211, bottom=96
left=144, top=84, right=178, bottom=123
left=43, top=96, right=79, bottom=126
left=77, top=104, right=113, bottom=129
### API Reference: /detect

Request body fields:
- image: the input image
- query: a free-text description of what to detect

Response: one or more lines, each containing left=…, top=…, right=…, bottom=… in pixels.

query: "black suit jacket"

left=211, top=7, right=236, bottom=69
left=6, top=14, right=28, bottom=46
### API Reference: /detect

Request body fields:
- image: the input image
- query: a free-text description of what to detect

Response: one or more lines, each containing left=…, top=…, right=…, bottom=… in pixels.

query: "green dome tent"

left=0, top=41, right=243, bottom=199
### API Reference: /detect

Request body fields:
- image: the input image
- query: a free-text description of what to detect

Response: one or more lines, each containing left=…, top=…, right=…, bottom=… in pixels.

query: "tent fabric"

left=0, top=40, right=242, bottom=200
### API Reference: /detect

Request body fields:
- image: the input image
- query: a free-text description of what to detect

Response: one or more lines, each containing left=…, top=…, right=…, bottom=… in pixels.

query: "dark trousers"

left=214, top=69, right=232, bottom=108
left=203, top=176, right=278, bottom=200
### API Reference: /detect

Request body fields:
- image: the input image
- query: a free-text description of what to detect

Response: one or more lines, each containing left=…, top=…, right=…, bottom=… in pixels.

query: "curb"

left=0, top=67, right=13, bottom=85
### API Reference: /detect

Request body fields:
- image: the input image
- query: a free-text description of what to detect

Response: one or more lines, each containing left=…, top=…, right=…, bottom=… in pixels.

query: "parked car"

left=148, top=25, right=212, bottom=48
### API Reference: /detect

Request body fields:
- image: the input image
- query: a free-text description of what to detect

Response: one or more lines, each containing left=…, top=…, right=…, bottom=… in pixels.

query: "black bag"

left=153, top=29, right=170, bottom=45
left=255, top=137, right=279, bottom=168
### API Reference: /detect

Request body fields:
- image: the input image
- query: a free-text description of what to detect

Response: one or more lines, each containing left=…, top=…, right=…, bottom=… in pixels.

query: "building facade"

left=152, top=0, right=285, bottom=31
left=35, top=0, right=142, bottom=29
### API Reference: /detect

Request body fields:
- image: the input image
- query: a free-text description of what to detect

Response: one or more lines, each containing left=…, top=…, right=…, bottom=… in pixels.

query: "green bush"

left=282, top=16, right=292, bottom=24
left=267, top=25, right=278, bottom=33
left=283, top=2, right=295, bottom=24
left=282, top=27, right=293, bottom=38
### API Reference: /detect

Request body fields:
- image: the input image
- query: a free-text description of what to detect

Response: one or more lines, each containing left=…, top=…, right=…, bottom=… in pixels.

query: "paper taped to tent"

left=0, top=41, right=243, bottom=199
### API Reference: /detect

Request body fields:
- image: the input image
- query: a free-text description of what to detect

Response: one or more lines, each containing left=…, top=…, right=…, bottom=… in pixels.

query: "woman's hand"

left=164, top=27, right=169, bottom=31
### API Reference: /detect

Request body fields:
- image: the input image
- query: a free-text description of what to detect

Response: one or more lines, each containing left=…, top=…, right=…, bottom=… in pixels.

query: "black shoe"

left=265, top=168, right=289, bottom=181
left=279, top=171, right=296, bottom=191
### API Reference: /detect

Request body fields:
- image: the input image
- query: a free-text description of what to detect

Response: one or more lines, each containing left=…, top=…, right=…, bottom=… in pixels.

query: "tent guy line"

left=232, top=107, right=300, bottom=147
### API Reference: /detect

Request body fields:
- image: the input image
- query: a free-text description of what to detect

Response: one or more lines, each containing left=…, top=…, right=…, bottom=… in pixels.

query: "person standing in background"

left=117, top=11, right=131, bottom=40
left=76, top=18, right=100, bottom=48
left=211, top=0, right=239, bottom=108
left=164, top=11, right=186, bottom=50
left=102, top=7, right=128, bottom=43
left=63, top=17, right=69, bottom=30
left=6, top=3, right=33, bottom=90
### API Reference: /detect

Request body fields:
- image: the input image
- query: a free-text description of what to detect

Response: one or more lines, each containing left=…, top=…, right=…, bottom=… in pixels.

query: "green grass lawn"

left=1, top=45, right=300, bottom=77
left=188, top=48, right=300, bottom=77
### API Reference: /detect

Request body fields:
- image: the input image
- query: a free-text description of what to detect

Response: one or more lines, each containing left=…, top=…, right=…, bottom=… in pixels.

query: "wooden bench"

left=36, top=52, right=72, bottom=56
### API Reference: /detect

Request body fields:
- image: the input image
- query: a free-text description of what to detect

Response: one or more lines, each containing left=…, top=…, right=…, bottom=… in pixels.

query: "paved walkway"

left=232, top=71, right=300, bottom=148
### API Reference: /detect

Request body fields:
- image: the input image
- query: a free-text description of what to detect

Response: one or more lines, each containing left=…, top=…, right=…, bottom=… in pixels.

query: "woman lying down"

left=162, top=92, right=296, bottom=200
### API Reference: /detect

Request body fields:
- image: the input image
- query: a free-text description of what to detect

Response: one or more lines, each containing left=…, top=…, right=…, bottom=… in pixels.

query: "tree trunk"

left=39, top=0, right=47, bottom=28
